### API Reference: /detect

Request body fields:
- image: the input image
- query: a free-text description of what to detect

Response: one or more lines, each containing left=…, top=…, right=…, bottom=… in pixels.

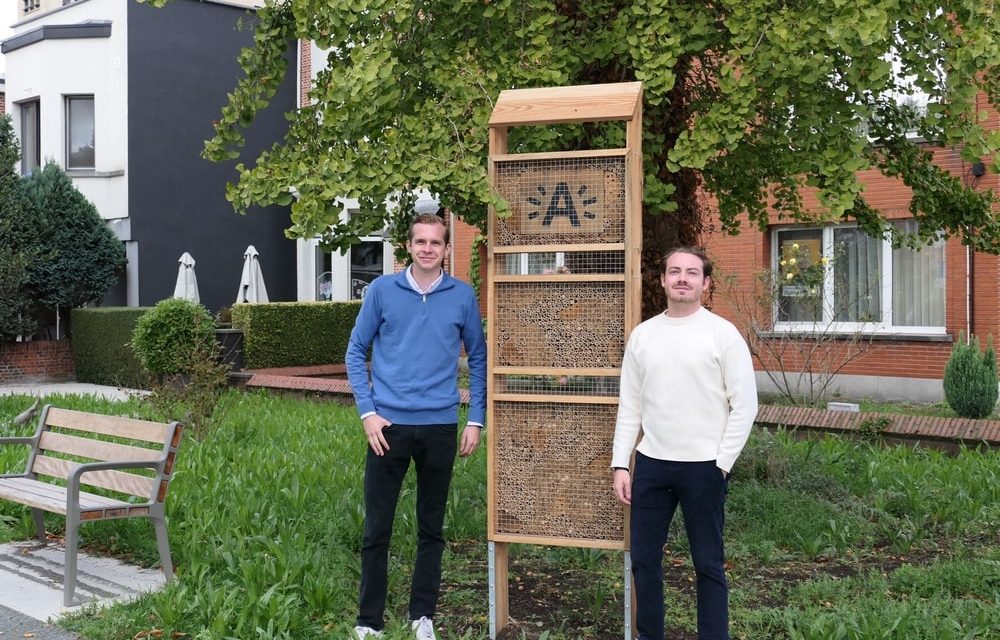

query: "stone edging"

left=755, top=404, right=1000, bottom=445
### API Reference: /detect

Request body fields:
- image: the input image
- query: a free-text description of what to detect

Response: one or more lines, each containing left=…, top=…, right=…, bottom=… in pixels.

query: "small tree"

left=943, top=334, right=999, bottom=419
left=0, top=115, right=41, bottom=340
left=723, top=243, right=875, bottom=406
left=22, top=162, right=126, bottom=327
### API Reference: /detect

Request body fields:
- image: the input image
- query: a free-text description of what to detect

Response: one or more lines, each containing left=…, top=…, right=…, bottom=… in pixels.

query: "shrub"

left=943, top=333, right=998, bottom=419
left=71, top=307, right=151, bottom=388
left=131, top=299, right=216, bottom=378
left=231, top=301, right=360, bottom=368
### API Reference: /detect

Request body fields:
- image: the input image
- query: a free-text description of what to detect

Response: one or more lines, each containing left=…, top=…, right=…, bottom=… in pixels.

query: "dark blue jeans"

left=357, top=423, right=458, bottom=630
left=630, top=453, right=730, bottom=640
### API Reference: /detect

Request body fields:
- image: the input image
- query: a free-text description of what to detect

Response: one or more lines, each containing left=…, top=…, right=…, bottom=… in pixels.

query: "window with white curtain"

left=772, top=222, right=945, bottom=333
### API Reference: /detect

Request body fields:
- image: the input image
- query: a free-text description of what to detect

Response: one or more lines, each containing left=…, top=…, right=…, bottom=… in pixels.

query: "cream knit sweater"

left=611, top=307, right=758, bottom=473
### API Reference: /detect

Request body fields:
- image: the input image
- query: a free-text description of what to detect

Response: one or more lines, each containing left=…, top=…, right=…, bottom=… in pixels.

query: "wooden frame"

left=487, top=82, right=643, bottom=638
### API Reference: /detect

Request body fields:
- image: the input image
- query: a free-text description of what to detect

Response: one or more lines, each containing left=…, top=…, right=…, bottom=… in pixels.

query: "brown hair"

left=408, top=213, right=449, bottom=244
left=660, top=246, right=713, bottom=279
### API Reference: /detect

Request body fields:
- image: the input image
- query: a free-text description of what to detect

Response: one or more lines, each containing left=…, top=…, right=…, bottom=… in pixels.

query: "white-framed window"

left=772, top=220, right=945, bottom=334
left=19, top=100, right=40, bottom=176
left=65, top=95, right=95, bottom=169
left=502, top=252, right=566, bottom=275
left=314, top=210, right=391, bottom=301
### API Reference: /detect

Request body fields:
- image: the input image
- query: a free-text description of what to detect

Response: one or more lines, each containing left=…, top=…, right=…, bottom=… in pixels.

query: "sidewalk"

left=0, top=603, right=80, bottom=639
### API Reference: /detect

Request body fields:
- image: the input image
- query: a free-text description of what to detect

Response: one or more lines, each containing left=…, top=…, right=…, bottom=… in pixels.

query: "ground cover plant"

left=0, top=391, right=997, bottom=639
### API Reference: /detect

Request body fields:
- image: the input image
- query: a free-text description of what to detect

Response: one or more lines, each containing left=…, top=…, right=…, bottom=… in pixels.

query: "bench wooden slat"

left=0, top=478, right=131, bottom=514
left=38, top=431, right=163, bottom=464
left=32, top=455, right=156, bottom=499
left=45, top=407, right=173, bottom=444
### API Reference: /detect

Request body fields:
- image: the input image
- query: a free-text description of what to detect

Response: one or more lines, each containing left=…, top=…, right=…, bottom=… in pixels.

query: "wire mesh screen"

left=495, top=250, right=626, bottom=275
left=494, top=374, right=620, bottom=397
left=494, top=401, right=624, bottom=542
left=490, top=150, right=631, bottom=547
left=494, top=282, right=625, bottom=368
left=494, top=155, right=626, bottom=246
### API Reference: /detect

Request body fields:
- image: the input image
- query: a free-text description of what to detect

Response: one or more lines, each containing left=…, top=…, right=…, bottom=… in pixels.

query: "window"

left=501, top=252, right=566, bottom=275
left=773, top=222, right=945, bottom=332
left=19, top=100, right=40, bottom=176
left=66, top=96, right=95, bottom=169
left=350, top=240, right=384, bottom=299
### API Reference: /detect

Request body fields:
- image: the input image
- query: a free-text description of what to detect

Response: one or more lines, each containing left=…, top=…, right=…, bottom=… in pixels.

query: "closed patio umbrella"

left=172, top=252, right=200, bottom=303
left=236, top=245, right=269, bottom=303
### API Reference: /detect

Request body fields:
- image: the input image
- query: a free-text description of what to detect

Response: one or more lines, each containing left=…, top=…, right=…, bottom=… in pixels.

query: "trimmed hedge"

left=71, top=307, right=151, bottom=388
left=231, top=301, right=361, bottom=369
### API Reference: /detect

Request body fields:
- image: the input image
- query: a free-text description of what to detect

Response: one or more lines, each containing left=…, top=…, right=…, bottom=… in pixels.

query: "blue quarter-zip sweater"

left=345, top=270, right=487, bottom=426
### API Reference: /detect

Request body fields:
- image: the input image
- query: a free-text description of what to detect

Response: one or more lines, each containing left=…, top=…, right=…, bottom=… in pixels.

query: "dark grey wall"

left=127, top=0, right=297, bottom=312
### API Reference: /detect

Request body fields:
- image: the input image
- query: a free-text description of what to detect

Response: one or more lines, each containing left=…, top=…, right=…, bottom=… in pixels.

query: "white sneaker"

left=411, top=616, right=437, bottom=640
left=354, top=626, right=383, bottom=639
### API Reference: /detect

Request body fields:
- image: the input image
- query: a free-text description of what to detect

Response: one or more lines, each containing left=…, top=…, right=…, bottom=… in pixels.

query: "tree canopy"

left=168, top=0, right=1000, bottom=312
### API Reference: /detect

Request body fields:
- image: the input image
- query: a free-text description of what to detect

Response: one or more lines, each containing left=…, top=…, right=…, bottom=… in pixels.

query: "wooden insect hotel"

left=486, top=81, right=643, bottom=638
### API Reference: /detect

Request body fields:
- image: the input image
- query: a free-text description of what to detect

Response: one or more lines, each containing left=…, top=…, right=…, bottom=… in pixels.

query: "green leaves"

left=198, top=0, right=1000, bottom=258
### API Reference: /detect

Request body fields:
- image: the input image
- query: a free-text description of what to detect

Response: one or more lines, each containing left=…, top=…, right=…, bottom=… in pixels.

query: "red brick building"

left=700, top=100, right=1000, bottom=403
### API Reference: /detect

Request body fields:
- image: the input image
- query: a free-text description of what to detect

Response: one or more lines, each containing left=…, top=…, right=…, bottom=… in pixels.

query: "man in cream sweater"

left=612, top=247, right=758, bottom=640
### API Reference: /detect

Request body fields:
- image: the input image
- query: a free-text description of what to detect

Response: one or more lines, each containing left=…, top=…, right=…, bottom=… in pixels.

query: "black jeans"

left=630, top=454, right=730, bottom=640
left=357, top=423, right=458, bottom=630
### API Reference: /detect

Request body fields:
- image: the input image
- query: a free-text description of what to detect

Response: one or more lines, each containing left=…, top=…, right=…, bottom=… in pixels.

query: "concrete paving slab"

left=0, top=541, right=165, bottom=622
left=0, top=383, right=145, bottom=403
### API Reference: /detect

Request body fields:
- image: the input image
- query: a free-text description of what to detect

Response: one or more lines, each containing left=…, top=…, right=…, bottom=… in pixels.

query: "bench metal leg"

left=63, top=513, right=80, bottom=607
left=31, top=508, right=46, bottom=543
left=152, top=517, right=173, bottom=581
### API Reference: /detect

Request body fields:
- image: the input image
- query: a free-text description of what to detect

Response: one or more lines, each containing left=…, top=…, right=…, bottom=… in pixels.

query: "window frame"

left=65, top=94, right=96, bottom=170
left=770, top=223, right=946, bottom=336
left=18, top=99, right=41, bottom=176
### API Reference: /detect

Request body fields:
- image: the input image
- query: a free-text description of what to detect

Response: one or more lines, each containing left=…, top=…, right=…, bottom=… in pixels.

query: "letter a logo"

left=543, top=182, right=581, bottom=227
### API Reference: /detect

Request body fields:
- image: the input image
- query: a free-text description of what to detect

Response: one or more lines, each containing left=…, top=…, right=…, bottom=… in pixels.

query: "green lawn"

left=1, top=391, right=997, bottom=640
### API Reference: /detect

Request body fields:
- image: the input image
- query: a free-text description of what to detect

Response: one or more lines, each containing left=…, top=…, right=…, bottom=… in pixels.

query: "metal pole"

left=488, top=540, right=497, bottom=639
left=624, top=551, right=633, bottom=640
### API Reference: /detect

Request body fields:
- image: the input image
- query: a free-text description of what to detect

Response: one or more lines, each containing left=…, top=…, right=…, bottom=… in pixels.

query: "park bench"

left=0, top=405, right=182, bottom=606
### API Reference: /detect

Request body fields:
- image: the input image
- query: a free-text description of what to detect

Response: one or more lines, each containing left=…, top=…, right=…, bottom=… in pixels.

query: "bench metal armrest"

left=67, top=460, right=165, bottom=510
left=0, top=436, right=38, bottom=446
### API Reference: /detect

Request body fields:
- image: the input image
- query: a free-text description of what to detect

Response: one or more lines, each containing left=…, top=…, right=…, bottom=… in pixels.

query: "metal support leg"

left=488, top=541, right=497, bottom=640
left=63, top=514, right=79, bottom=607
left=31, top=508, right=46, bottom=543
left=152, top=517, right=173, bottom=580
left=624, top=551, right=633, bottom=640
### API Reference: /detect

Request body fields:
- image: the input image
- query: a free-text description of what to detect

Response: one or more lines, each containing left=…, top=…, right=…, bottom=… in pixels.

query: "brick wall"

left=0, top=340, right=75, bottom=383
left=299, top=39, right=312, bottom=107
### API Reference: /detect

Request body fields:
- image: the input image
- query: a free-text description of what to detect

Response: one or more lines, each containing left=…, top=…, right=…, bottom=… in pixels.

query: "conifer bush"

left=943, top=333, right=999, bottom=419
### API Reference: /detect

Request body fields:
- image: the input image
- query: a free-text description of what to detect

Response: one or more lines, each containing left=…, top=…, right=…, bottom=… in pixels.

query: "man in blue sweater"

left=346, top=213, right=487, bottom=640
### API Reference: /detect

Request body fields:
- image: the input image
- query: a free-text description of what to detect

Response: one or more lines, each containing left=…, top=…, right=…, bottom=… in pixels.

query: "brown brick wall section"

left=756, top=404, right=1000, bottom=445
left=0, top=91, right=6, bottom=116
left=299, top=40, right=312, bottom=107
left=0, top=340, right=75, bottom=383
